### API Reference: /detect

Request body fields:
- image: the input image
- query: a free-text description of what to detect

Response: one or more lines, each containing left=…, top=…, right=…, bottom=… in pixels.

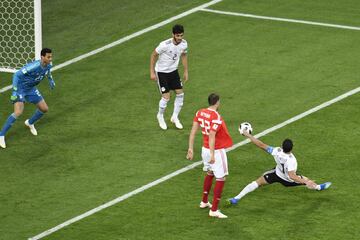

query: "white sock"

left=158, top=97, right=169, bottom=115
left=315, top=185, right=321, bottom=190
left=172, top=93, right=184, bottom=119
left=235, top=181, right=259, bottom=200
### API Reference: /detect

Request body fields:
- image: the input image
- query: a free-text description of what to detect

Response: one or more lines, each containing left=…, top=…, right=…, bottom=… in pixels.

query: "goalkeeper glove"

left=10, top=86, right=18, bottom=101
left=49, top=79, right=56, bottom=90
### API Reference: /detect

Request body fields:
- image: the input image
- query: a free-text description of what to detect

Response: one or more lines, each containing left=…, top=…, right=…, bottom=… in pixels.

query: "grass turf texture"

left=0, top=0, right=359, bottom=239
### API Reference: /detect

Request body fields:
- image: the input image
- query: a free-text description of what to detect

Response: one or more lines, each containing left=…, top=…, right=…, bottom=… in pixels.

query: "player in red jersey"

left=187, top=93, right=233, bottom=218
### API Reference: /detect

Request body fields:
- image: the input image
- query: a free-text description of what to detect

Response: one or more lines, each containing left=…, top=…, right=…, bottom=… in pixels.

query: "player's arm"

left=181, top=52, right=188, bottom=82
left=10, top=71, right=24, bottom=101
left=150, top=50, right=158, bottom=81
left=288, top=171, right=308, bottom=185
left=288, top=171, right=317, bottom=189
left=47, top=70, right=55, bottom=90
left=209, top=130, right=216, bottom=164
left=243, top=131, right=269, bottom=151
left=12, top=70, right=23, bottom=91
left=187, top=121, right=200, bottom=160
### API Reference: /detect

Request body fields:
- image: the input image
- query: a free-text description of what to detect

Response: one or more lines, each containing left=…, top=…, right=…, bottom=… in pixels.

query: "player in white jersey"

left=228, top=130, right=331, bottom=205
left=150, top=24, right=188, bottom=130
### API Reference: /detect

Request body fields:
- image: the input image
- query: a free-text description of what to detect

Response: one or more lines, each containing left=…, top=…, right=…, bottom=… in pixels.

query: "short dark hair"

left=41, top=48, right=52, bottom=56
left=172, top=24, right=184, bottom=34
left=282, top=139, right=293, bottom=153
left=208, top=93, right=220, bottom=106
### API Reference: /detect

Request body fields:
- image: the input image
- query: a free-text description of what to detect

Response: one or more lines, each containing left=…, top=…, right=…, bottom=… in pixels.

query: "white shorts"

left=201, top=147, right=228, bottom=179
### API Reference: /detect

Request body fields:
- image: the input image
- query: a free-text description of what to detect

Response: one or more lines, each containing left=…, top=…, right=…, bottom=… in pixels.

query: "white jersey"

left=155, top=38, right=188, bottom=73
left=267, top=147, right=298, bottom=182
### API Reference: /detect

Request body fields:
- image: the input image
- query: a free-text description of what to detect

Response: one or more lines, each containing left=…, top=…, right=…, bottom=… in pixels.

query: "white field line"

left=0, top=67, right=16, bottom=73
left=0, top=0, right=222, bottom=94
left=29, top=86, right=360, bottom=240
left=0, top=85, right=13, bottom=93
left=201, top=8, right=360, bottom=31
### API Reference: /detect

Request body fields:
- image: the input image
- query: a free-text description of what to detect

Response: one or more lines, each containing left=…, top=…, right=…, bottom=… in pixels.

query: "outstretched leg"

left=229, top=176, right=268, bottom=204
left=0, top=102, right=24, bottom=148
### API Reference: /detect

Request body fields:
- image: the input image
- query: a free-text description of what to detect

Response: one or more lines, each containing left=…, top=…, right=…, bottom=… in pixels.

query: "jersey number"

left=199, top=118, right=210, bottom=135
left=280, top=163, right=286, bottom=174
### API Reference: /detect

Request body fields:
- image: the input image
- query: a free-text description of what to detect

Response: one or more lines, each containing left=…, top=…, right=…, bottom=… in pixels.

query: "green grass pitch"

left=0, top=0, right=359, bottom=239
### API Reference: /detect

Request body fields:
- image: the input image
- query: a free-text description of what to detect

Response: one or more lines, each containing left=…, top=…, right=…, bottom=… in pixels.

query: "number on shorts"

left=35, top=89, right=41, bottom=96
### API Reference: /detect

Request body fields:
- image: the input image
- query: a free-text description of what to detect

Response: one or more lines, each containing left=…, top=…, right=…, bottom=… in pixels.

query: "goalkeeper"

left=0, top=48, right=55, bottom=148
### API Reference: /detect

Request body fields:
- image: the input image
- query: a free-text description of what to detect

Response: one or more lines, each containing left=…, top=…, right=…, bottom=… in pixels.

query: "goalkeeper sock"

left=29, top=109, right=44, bottom=124
left=0, top=113, right=17, bottom=136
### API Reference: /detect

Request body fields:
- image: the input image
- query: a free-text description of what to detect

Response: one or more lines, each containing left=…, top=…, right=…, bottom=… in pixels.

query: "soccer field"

left=1, top=0, right=360, bottom=239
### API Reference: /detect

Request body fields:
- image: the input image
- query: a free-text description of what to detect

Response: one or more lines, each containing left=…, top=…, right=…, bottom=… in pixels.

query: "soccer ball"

left=239, top=122, right=253, bottom=135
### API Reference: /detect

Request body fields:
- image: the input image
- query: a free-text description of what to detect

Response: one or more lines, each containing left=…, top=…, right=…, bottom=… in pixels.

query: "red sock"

left=202, top=174, right=214, bottom=203
left=211, top=180, right=225, bottom=211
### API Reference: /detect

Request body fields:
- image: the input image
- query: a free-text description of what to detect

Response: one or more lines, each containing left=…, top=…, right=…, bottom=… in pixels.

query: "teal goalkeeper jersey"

left=12, top=60, right=53, bottom=91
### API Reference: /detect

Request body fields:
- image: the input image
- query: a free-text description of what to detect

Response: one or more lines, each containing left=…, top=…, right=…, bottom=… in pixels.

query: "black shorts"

left=156, top=70, right=183, bottom=94
left=263, top=169, right=303, bottom=187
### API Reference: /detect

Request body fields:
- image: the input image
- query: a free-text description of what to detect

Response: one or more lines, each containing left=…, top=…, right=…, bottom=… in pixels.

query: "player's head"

left=40, top=48, right=52, bottom=65
left=282, top=139, right=293, bottom=153
left=208, top=93, right=220, bottom=108
left=172, top=24, right=184, bottom=44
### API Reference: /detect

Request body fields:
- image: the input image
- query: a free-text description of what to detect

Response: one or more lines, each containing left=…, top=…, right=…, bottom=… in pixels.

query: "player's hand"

left=186, top=148, right=193, bottom=160
left=183, top=71, right=188, bottom=82
left=209, top=156, right=215, bottom=164
left=49, top=80, right=56, bottom=90
left=10, top=87, right=18, bottom=101
left=150, top=71, right=157, bottom=81
left=305, top=180, right=317, bottom=189
left=242, top=130, right=251, bottom=137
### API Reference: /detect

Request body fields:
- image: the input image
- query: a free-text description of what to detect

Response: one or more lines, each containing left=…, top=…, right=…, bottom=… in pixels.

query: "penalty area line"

left=201, top=8, right=360, bottom=31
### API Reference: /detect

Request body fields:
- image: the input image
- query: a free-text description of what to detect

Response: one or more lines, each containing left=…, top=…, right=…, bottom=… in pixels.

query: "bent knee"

left=162, top=94, right=170, bottom=100
left=39, top=106, right=49, bottom=113
left=13, top=111, right=23, bottom=118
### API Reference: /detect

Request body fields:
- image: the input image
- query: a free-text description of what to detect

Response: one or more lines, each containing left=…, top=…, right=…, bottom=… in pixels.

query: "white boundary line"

left=29, top=86, right=360, bottom=240
left=0, top=85, right=13, bottom=93
left=0, top=0, right=222, bottom=94
left=201, top=8, right=360, bottom=31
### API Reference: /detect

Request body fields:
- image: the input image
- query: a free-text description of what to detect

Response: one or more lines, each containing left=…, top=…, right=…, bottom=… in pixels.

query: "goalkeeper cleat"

left=209, top=210, right=228, bottom=219
left=318, top=182, right=332, bottom=191
left=0, top=136, right=6, bottom=149
left=25, top=119, right=38, bottom=136
left=199, top=201, right=212, bottom=209
left=228, top=198, right=239, bottom=205
left=170, top=116, right=183, bottom=129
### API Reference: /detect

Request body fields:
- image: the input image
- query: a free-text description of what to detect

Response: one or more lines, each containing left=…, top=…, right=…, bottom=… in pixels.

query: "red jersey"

left=193, top=108, right=233, bottom=149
